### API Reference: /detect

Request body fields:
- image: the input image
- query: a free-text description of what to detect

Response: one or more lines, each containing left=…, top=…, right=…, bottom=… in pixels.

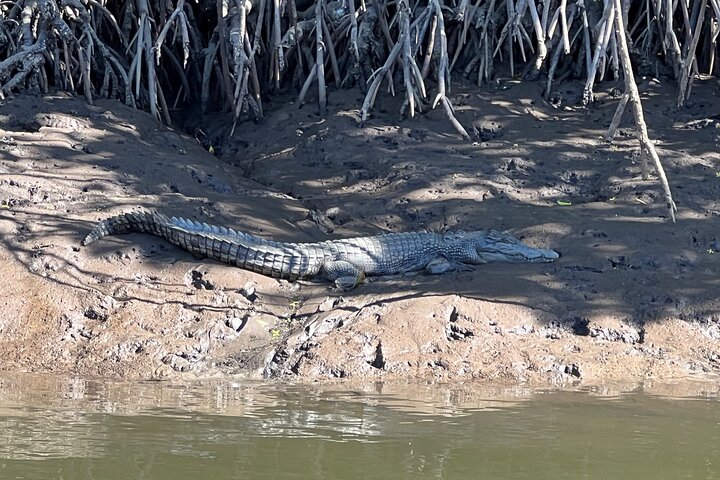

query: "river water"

left=0, top=374, right=718, bottom=479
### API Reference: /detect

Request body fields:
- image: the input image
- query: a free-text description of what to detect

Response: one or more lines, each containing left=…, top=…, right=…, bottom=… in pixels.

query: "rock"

left=227, top=316, right=246, bottom=331
left=508, top=324, right=535, bottom=335
left=240, top=282, right=257, bottom=302
left=307, top=209, right=336, bottom=233
left=83, top=307, right=107, bottom=321
left=589, top=325, right=642, bottom=344
left=472, top=120, right=503, bottom=141
left=318, top=296, right=342, bottom=312
left=610, top=256, right=642, bottom=270
left=564, top=364, right=581, bottom=378
left=161, top=354, right=192, bottom=372
left=325, top=207, right=341, bottom=219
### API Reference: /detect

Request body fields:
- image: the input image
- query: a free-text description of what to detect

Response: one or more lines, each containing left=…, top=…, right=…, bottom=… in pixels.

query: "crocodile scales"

left=83, top=211, right=559, bottom=290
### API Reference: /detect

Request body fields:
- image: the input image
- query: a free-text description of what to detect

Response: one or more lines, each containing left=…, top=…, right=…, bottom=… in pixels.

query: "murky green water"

left=0, top=375, right=718, bottom=480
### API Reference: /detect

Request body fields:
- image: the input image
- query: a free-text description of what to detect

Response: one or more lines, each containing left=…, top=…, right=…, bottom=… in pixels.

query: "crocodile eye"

left=489, top=231, right=518, bottom=244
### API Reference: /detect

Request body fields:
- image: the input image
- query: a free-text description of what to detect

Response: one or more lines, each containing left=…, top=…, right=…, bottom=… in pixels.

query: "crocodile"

left=82, top=211, right=559, bottom=290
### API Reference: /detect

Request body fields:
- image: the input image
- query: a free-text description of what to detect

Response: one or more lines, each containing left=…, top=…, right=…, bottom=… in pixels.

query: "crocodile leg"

left=425, top=258, right=475, bottom=275
left=322, top=260, right=366, bottom=290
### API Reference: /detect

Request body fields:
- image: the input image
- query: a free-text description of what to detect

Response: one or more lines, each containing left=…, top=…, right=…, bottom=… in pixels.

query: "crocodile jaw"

left=474, top=239, right=560, bottom=263
left=478, top=246, right=559, bottom=263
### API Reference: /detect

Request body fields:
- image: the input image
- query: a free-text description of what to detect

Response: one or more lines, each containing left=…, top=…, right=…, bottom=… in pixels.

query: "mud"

left=0, top=77, right=719, bottom=385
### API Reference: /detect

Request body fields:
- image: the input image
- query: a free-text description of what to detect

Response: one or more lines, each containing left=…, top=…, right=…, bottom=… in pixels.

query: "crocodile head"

left=457, top=230, right=559, bottom=264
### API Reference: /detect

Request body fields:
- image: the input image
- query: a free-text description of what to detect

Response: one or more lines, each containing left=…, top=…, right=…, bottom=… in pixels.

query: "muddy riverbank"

left=1, top=77, right=718, bottom=384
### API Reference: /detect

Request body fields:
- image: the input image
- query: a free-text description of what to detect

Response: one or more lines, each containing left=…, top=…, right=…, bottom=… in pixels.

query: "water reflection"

left=0, top=374, right=717, bottom=479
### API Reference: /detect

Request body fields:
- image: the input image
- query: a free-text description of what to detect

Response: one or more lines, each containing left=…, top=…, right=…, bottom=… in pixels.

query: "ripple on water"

left=0, top=374, right=717, bottom=479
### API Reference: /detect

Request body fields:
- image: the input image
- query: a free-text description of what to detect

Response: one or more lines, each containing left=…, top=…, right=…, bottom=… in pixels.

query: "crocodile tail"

left=82, top=211, right=169, bottom=246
